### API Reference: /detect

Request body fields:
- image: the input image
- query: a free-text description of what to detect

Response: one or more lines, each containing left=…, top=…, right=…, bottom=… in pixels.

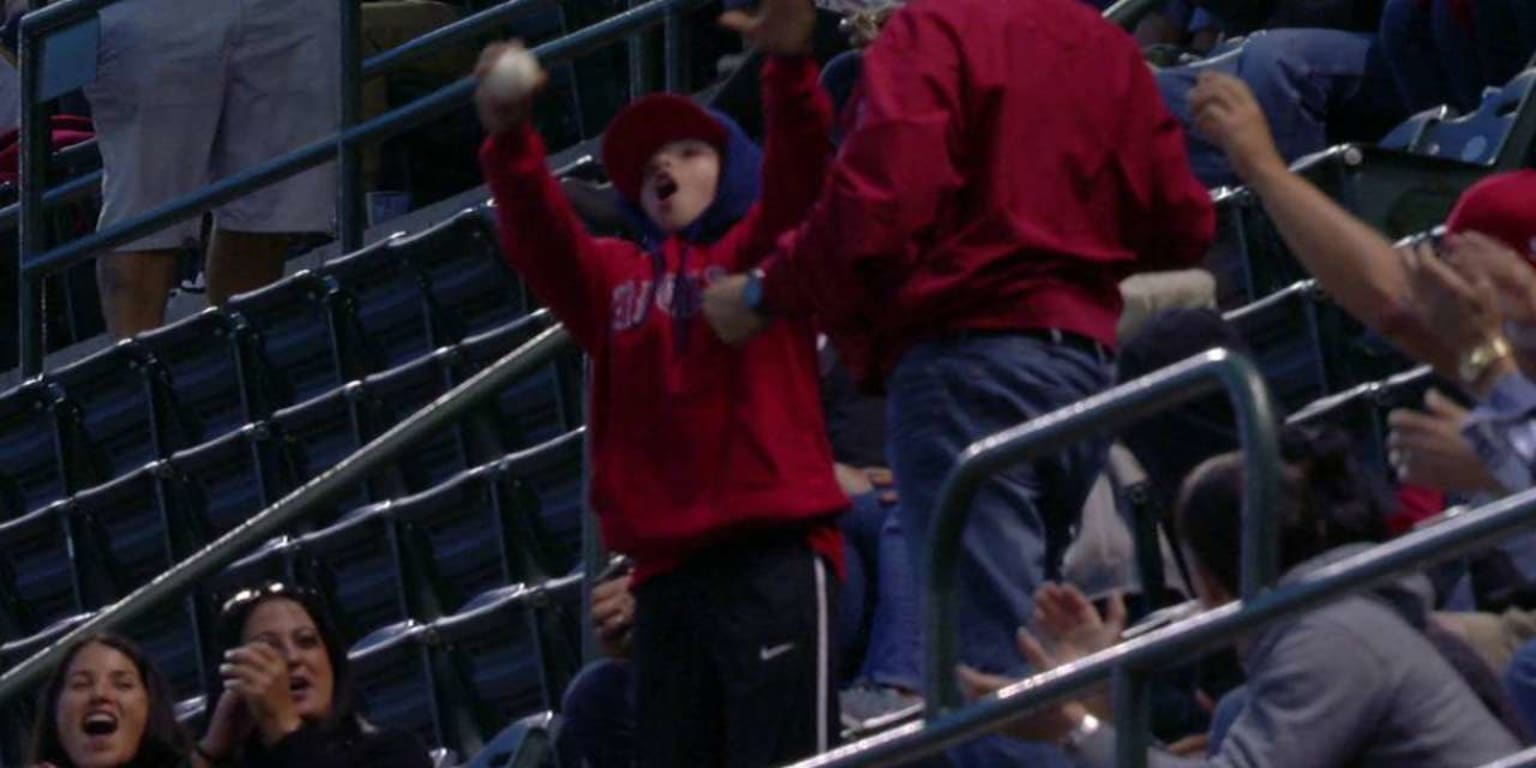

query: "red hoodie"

left=761, top=0, right=1216, bottom=385
left=479, top=57, right=846, bottom=582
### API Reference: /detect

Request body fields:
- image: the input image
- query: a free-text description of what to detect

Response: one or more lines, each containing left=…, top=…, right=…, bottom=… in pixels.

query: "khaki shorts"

left=84, top=0, right=340, bottom=251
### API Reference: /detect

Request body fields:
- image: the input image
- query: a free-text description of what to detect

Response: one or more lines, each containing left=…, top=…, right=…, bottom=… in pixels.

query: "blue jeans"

left=557, top=660, right=636, bottom=768
left=887, top=334, right=1113, bottom=767
left=1381, top=0, right=1487, bottom=112
left=1475, top=0, right=1536, bottom=85
left=1506, top=638, right=1536, bottom=737
left=1157, top=29, right=1403, bottom=187
left=840, top=492, right=922, bottom=691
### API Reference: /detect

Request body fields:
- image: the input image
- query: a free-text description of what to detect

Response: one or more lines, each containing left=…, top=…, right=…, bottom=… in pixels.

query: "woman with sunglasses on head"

left=31, top=634, right=191, bottom=768
left=193, top=583, right=429, bottom=768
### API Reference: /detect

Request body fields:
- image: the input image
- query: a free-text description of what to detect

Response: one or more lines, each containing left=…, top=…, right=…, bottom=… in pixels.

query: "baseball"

left=484, top=47, right=543, bottom=102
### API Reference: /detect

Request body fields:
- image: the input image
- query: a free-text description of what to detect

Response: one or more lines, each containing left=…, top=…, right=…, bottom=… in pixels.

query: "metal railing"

left=15, top=0, right=709, bottom=375
left=791, top=480, right=1536, bottom=768
left=0, top=323, right=574, bottom=704
left=924, top=349, right=1280, bottom=716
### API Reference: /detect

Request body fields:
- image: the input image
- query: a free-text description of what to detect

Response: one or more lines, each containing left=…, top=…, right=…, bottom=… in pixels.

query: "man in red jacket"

left=704, top=0, right=1214, bottom=762
left=475, top=5, right=847, bottom=764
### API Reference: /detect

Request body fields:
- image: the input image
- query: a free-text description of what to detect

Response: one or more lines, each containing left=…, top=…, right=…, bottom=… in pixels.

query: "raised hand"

left=1189, top=71, right=1286, bottom=185
left=473, top=41, right=547, bottom=136
left=221, top=642, right=301, bottom=745
left=720, top=0, right=818, bottom=57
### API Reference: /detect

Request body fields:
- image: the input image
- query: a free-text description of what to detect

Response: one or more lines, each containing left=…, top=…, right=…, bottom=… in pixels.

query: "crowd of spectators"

left=7, top=0, right=1536, bottom=765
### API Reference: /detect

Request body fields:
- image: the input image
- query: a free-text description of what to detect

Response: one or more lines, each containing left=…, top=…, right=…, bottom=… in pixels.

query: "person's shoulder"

left=358, top=726, right=433, bottom=768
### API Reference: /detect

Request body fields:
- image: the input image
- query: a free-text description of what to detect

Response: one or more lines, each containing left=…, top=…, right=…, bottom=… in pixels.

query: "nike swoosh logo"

left=759, top=642, right=795, bottom=662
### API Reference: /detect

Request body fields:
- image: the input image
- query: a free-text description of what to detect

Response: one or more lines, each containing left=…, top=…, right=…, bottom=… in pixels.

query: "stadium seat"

left=1417, top=69, right=1536, bottom=165
left=320, top=237, right=452, bottom=371
left=270, top=383, right=410, bottom=522
left=226, top=271, right=369, bottom=407
left=1223, top=280, right=1329, bottom=414
left=165, top=425, right=293, bottom=544
left=391, top=463, right=543, bottom=615
left=1289, top=366, right=1439, bottom=474
left=392, top=210, right=530, bottom=340
left=47, top=340, right=196, bottom=482
left=453, top=311, right=581, bottom=455
left=350, top=620, right=447, bottom=750
left=432, top=576, right=583, bottom=754
left=71, top=464, right=181, bottom=596
left=495, top=430, right=586, bottom=578
left=133, top=308, right=269, bottom=442
left=300, top=503, right=424, bottom=640
left=0, top=381, right=91, bottom=518
left=0, top=502, right=89, bottom=638
left=1378, top=105, right=1457, bottom=153
left=359, top=351, right=485, bottom=490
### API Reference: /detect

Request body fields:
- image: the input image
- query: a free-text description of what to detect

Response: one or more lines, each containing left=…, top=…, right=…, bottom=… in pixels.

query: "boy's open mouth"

left=654, top=174, right=679, bottom=202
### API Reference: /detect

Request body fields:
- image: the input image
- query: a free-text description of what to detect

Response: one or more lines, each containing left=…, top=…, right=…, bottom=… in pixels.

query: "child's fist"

left=474, top=42, right=547, bottom=135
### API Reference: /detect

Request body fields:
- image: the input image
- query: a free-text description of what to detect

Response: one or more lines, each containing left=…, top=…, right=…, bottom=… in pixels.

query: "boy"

left=473, top=7, right=843, bottom=765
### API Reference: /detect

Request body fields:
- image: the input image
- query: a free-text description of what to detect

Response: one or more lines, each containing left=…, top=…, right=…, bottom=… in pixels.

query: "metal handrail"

left=924, top=349, right=1280, bottom=716
left=0, top=324, right=575, bottom=705
left=792, top=483, right=1536, bottom=768
left=15, top=0, right=710, bottom=374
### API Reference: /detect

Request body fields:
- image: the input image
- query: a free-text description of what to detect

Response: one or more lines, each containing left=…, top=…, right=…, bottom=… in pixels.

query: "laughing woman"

left=30, top=634, right=191, bottom=768
left=194, top=583, right=429, bottom=768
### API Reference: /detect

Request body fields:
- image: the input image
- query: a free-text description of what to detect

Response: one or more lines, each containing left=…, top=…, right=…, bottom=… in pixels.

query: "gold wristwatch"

left=1459, top=336, right=1513, bottom=389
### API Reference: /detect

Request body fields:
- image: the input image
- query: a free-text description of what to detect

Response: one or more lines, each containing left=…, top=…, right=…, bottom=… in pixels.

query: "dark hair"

left=1177, top=426, right=1392, bottom=594
left=31, top=634, right=190, bottom=768
left=210, top=582, right=359, bottom=738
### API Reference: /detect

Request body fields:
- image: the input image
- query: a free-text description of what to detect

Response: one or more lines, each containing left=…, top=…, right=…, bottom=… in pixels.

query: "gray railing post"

left=338, top=0, right=365, bottom=252
left=627, top=0, right=653, bottom=99
left=924, top=349, right=1280, bottom=715
left=17, top=20, right=49, bottom=376
left=1111, top=668, right=1150, bottom=768
left=663, top=4, right=685, bottom=93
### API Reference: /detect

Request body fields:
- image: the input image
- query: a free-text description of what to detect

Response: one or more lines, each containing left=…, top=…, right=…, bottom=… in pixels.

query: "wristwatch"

left=743, top=267, right=770, bottom=316
left=1062, top=711, right=1102, bottom=753
left=1459, top=336, right=1513, bottom=389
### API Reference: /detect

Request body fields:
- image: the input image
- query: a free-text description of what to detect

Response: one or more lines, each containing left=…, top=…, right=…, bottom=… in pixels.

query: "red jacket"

left=479, top=57, right=846, bottom=582
left=762, top=0, right=1216, bottom=385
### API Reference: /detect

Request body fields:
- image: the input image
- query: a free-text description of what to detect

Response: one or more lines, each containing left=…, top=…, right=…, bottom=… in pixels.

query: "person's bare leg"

left=97, top=249, right=179, bottom=339
left=205, top=229, right=292, bottom=305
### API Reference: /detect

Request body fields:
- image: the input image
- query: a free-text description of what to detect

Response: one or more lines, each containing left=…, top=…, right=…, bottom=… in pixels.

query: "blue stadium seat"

left=71, top=464, right=181, bottom=596
left=454, top=311, right=581, bottom=454
left=1417, top=69, right=1536, bottom=165
left=0, top=502, right=87, bottom=638
left=165, top=426, right=292, bottom=543
left=47, top=340, right=197, bottom=482
left=1289, top=366, right=1438, bottom=475
left=1224, top=280, right=1329, bottom=413
left=270, top=384, right=409, bottom=522
left=300, top=504, right=422, bottom=641
left=391, top=463, right=541, bottom=615
left=1379, top=105, right=1456, bottom=154
left=392, top=210, right=529, bottom=340
left=226, top=272, right=366, bottom=407
left=128, top=600, right=207, bottom=700
left=0, top=382, right=88, bottom=518
left=216, top=535, right=304, bottom=596
left=133, top=308, right=269, bottom=443
left=320, top=237, right=452, bottom=371
left=496, top=430, right=586, bottom=577
left=350, top=620, right=446, bottom=750
left=431, top=579, right=582, bottom=754
left=359, top=351, right=484, bottom=490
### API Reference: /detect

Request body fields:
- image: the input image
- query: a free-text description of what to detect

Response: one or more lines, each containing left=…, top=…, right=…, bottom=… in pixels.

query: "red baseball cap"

left=1446, top=170, right=1536, bottom=262
left=601, top=93, right=729, bottom=205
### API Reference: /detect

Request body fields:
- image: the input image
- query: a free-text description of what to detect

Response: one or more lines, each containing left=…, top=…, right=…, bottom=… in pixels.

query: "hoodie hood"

left=621, top=108, right=763, bottom=252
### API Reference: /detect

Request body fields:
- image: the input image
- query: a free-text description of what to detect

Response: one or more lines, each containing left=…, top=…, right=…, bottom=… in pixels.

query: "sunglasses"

left=219, top=581, right=320, bottom=616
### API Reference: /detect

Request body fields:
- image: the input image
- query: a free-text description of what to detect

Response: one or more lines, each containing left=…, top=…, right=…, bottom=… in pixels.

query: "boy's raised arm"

left=476, top=44, right=622, bottom=351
